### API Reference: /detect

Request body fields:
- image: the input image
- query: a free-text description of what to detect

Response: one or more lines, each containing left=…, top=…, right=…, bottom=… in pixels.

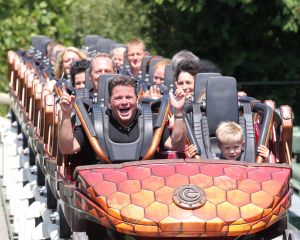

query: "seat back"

left=163, top=64, right=174, bottom=91
left=141, top=55, right=152, bottom=81
left=84, top=68, right=93, bottom=91
left=97, top=74, right=120, bottom=106
left=206, top=77, right=239, bottom=136
left=83, top=35, right=103, bottom=53
left=192, top=77, right=240, bottom=159
left=92, top=105, right=154, bottom=162
left=194, top=72, right=221, bottom=103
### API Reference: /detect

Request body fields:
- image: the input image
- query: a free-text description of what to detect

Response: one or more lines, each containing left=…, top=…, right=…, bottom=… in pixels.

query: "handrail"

left=143, top=98, right=170, bottom=160
left=251, top=101, right=274, bottom=163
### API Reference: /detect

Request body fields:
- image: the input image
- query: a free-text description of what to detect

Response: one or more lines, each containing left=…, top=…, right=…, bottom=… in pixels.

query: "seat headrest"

left=141, top=55, right=152, bottom=81
left=97, top=74, right=120, bottom=106
left=163, top=64, right=174, bottom=90
left=206, top=76, right=239, bottom=135
left=194, top=72, right=221, bottom=103
left=84, top=35, right=103, bottom=49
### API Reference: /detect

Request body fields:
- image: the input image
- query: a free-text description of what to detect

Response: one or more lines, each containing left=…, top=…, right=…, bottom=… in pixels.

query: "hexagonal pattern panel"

left=141, top=175, right=164, bottom=191
left=227, top=190, right=250, bottom=207
left=251, top=191, right=274, bottom=209
left=238, top=179, right=261, bottom=193
left=118, top=180, right=141, bottom=194
left=217, top=202, right=240, bottom=222
left=104, top=170, right=127, bottom=183
left=214, top=175, right=237, bottom=191
left=190, top=173, right=213, bottom=189
left=145, top=202, right=168, bottom=222
left=176, top=164, right=199, bottom=176
left=131, top=189, right=154, bottom=208
left=165, top=173, right=189, bottom=188
left=128, top=166, right=151, bottom=180
left=74, top=160, right=292, bottom=238
left=205, top=186, right=226, bottom=205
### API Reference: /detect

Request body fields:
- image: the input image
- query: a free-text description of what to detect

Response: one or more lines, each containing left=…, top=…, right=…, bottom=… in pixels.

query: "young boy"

left=187, top=121, right=272, bottom=161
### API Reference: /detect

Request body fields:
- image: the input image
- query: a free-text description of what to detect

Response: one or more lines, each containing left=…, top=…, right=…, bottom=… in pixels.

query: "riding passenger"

left=89, top=53, right=115, bottom=98
left=54, top=47, right=87, bottom=81
left=165, top=58, right=202, bottom=132
left=50, top=43, right=65, bottom=66
left=126, top=38, right=147, bottom=78
left=176, top=58, right=206, bottom=98
left=187, top=121, right=274, bottom=161
left=144, top=59, right=172, bottom=99
left=58, top=75, right=187, bottom=163
left=172, top=50, right=200, bottom=73
left=70, top=59, right=91, bottom=90
left=111, top=47, right=126, bottom=73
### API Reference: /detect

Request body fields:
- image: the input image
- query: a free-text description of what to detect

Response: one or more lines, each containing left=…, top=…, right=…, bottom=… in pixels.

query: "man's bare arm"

left=58, top=84, right=81, bottom=154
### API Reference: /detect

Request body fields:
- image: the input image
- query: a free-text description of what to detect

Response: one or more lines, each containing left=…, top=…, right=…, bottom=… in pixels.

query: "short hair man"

left=126, top=38, right=147, bottom=78
left=90, top=53, right=114, bottom=95
left=58, top=75, right=187, bottom=163
left=70, top=59, right=91, bottom=90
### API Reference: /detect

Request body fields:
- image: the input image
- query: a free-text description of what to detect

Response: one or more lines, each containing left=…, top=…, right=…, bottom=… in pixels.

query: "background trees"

left=0, top=0, right=299, bottom=122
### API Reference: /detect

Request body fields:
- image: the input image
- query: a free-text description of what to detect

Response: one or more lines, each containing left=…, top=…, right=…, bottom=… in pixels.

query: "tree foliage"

left=0, top=0, right=72, bottom=91
left=148, top=0, right=300, bottom=123
left=0, top=0, right=299, bottom=122
left=64, top=0, right=152, bottom=50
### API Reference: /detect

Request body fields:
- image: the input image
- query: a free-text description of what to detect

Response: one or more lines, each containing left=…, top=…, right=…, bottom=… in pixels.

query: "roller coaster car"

left=7, top=45, right=294, bottom=239
left=56, top=76, right=293, bottom=239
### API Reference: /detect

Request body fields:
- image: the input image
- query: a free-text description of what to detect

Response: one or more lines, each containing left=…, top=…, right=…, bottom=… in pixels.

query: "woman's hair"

left=70, top=59, right=91, bottom=87
left=216, top=121, right=244, bottom=145
left=54, top=47, right=87, bottom=80
left=175, top=58, right=201, bottom=81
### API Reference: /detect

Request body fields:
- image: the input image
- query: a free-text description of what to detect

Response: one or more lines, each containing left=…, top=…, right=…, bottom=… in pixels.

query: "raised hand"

left=169, top=82, right=186, bottom=114
left=59, top=83, right=75, bottom=116
left=149, top=85, right=162, bottom=99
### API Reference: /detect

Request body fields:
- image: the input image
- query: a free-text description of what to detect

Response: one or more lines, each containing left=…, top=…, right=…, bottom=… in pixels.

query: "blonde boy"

left=187, top=121, right=272, bottom=161
left=215, top=121, right=244, bottom=160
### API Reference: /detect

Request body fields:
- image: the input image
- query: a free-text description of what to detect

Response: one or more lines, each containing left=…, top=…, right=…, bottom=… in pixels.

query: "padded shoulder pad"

left=97, top=74, right=120, bottom=106
left=84, top=35, right=103, bottom=50
left=194, top=73, right=221, bottom=103
left=164, top=64, right=174, bottom=89
left=141, top=56, right=152, bottom=81
left=206, top=77, right=239, bottom=135
left=75, top=88, right=90, bottom=99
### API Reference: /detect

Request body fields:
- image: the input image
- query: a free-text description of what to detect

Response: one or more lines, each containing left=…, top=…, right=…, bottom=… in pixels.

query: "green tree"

left=65, top=0, right=152, bottom=51
left=146, top=0, right=300, bottom=123
left=0, top=0, right=72, bottom=92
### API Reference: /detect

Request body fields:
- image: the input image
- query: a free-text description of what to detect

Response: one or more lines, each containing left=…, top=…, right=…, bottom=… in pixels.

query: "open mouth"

left=119, top=108, right=130, bottom=116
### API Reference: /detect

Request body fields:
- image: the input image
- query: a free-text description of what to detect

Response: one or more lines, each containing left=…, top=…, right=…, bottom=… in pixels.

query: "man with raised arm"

left=58, top=75, right=186, bottom=161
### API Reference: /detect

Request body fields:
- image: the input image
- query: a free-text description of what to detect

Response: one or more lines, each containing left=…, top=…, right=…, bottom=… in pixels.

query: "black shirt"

left=73, top=109, right=170, bottom=164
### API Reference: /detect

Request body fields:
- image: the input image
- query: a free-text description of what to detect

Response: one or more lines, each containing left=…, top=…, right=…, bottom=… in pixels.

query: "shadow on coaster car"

left=53, top=75, right=293, bottom=239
